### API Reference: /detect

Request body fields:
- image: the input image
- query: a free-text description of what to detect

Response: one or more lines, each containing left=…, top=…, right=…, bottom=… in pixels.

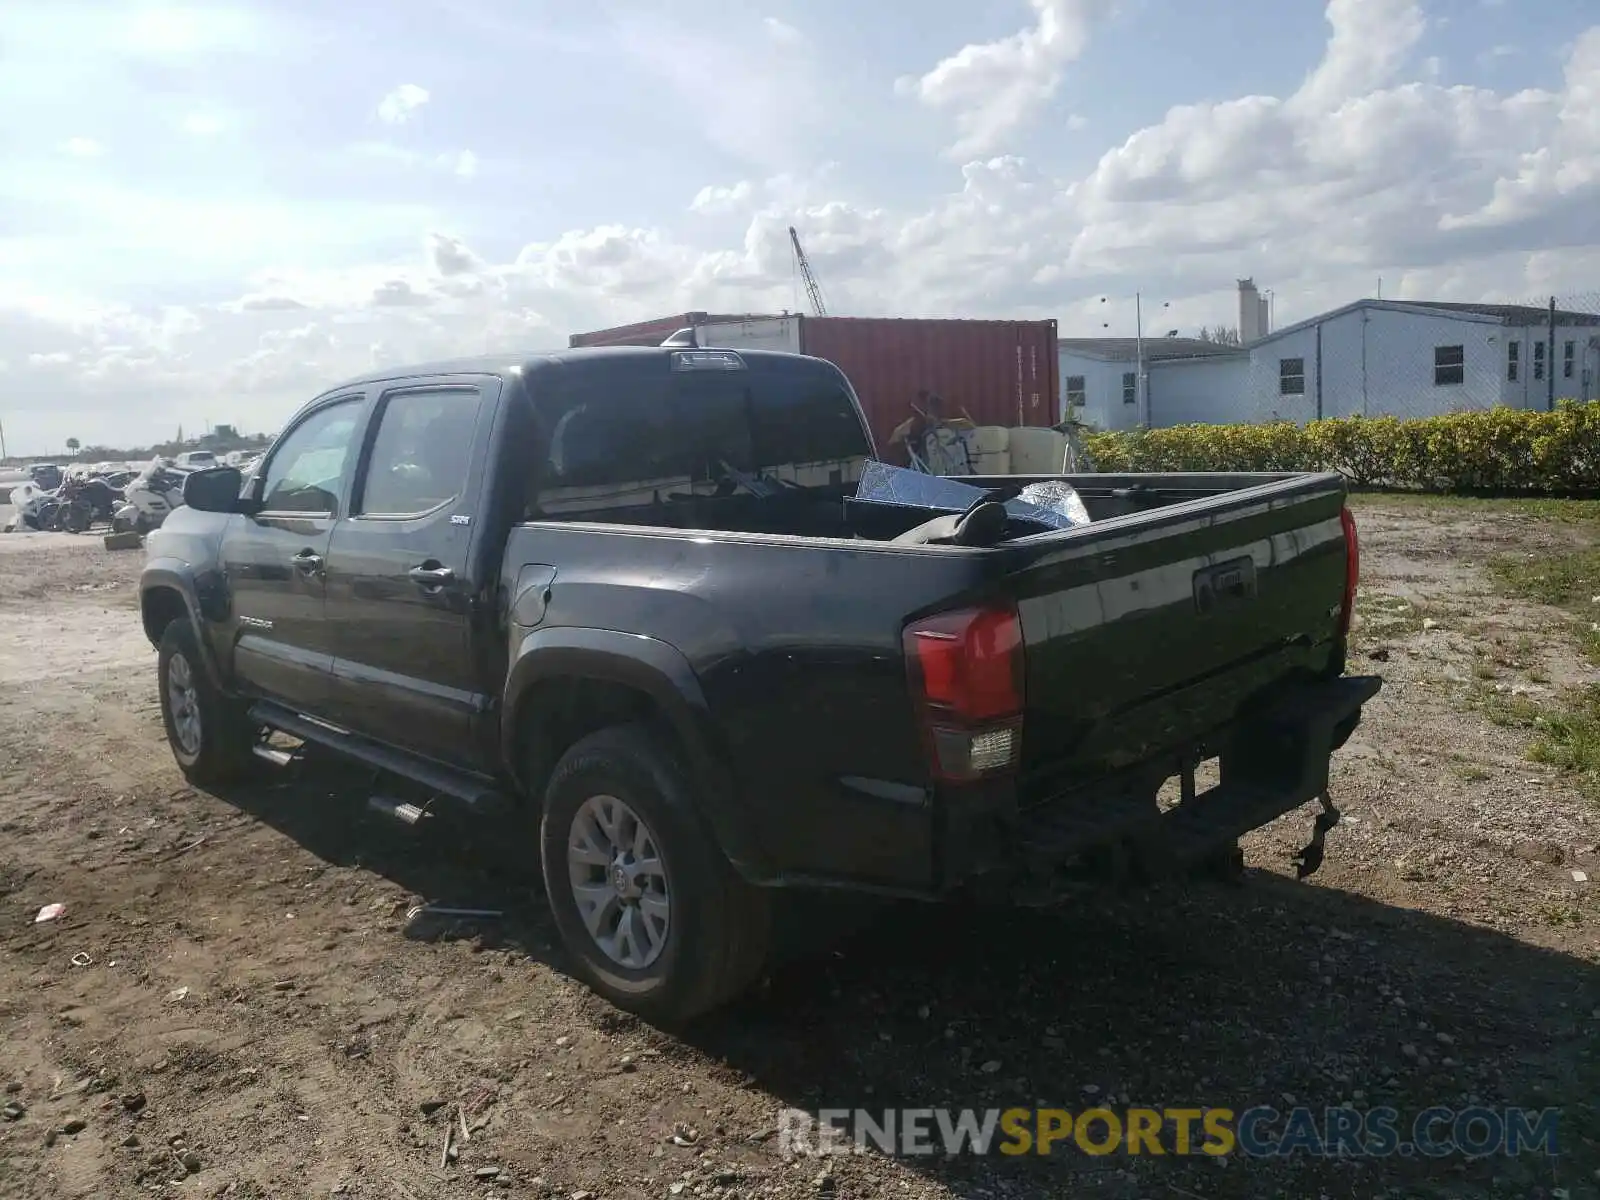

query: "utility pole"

left=1548, top=296, right=1558, bottom=411
left=1135, top=292, right=1145, bottom=427
left=0, top=416, right=7, bottom=461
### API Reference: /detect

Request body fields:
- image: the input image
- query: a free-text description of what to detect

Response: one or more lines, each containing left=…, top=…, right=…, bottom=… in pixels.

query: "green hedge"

left=1080, top=402, right=1600, bottom=492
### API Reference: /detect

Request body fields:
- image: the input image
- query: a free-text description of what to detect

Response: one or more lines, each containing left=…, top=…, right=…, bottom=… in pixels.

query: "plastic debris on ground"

left=852, top=461, right=1092, bottom=531
left=34, top=904, right=65, bottom=924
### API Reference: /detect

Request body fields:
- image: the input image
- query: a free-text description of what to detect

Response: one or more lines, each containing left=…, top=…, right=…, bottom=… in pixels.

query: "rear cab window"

left=530, top=353, right=872, bottom=525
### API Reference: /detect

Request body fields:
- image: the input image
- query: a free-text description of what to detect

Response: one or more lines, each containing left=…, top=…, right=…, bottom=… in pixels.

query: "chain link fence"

left=1139, top=291, right=1600, bottom=430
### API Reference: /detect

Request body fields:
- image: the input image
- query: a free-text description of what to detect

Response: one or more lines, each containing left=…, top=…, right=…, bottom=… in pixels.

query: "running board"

left=246, top=701, right=510, bottom=816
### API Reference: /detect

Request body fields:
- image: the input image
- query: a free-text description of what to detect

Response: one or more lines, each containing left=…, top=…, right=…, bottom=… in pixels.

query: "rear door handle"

left=409, top=564, right=455, bottom=591
left=291, top=550, right=324, bottom=577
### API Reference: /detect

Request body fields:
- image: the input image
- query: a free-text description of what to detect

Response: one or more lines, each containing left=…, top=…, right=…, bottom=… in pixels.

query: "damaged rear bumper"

left=939, top=674, right=1384, bottom=901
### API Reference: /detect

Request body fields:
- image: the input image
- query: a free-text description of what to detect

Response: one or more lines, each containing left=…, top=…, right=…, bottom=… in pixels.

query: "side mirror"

left=183, top=466, right=257, bottom=514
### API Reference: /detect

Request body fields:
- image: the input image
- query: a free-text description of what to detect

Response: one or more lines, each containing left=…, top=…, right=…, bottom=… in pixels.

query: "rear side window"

left=359, top=388, right=482, bottom=517
left=531, top=356, right=870, bottom=519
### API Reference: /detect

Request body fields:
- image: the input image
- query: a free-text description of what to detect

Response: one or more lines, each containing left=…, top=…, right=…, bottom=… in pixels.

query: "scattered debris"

left=2, top=1101, right=25, bottom=1121
left=1575, top=870, right=1590, bottom=883
left=167, top=987, right=190, bottom=1003
left=69, top=952, right=92, bottom=967
left=60, top=1118, right=86, bottom=1135
left=419, top=1099, right=448, bottom=1116
left=34, top=904, right=65, bottom=924
left=474, top=1167, right=501, bottom=1180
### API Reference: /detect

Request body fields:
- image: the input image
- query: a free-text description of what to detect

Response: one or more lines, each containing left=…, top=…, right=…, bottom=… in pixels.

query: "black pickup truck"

left=140, top=344, right=1379, bottom=1022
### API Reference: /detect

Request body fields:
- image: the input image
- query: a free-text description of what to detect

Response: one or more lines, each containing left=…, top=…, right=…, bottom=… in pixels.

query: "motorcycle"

left=53, top=472, right=124, bottom=533
left=111, top=460, right=189, bottom=535
left=7, top=481, right=61, bottom=531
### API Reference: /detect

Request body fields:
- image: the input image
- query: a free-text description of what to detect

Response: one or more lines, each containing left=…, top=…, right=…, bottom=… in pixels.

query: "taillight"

left=903, top=603, right=1025, bottom=783
left=1337, top=505, right=1359, bottom=638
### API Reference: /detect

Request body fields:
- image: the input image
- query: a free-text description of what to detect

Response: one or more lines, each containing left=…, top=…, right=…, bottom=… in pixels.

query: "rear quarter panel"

left=504, top=522, right=990, bottom=889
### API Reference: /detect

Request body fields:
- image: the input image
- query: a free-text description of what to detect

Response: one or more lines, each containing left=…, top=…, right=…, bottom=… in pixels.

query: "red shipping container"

left=797, top=317, right=1059, bottom=459
left=565, top=314, right=1060, bottom=458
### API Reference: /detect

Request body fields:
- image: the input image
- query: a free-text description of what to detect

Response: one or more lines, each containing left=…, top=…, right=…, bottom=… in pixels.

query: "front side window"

left=359, top=388, right=481, bottom=517
left=259, top=400, right=361, bottom=515
left=1065, top=375, right=1086, bottom=406
left=1533, top=341, right=1546, bottom=382
left=1564, top=340, right=1575, bottom=379
left=1122, top=372, right=1136, bottom=404
left=1507, top=341, right=1519, bottom=382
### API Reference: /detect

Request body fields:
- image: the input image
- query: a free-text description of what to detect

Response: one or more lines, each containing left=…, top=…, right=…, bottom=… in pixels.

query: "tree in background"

left=1198, top=326, right=1242, bottom=346
left=66, top=437, right=80, bottom=457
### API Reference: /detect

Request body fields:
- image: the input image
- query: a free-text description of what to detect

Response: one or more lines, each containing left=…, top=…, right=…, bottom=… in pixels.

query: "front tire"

left=157, top=619, right=257, bottom=785
left=539, top=724, right=770, bottom=1026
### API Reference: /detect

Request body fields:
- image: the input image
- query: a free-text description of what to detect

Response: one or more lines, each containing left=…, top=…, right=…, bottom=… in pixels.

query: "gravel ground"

left=0, top=498, right=1597, bottom=1200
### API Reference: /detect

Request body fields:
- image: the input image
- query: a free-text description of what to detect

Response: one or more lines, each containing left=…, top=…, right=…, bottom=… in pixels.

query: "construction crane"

left=788, top=225, right=828, bottom=317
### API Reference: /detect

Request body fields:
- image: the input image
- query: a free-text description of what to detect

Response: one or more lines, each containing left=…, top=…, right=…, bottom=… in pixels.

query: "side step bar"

left=246, top=701, right=510, bottom=816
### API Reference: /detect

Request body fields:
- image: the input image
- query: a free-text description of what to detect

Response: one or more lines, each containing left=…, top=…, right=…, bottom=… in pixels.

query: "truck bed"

left=507, top=467, right=1358, bottom=892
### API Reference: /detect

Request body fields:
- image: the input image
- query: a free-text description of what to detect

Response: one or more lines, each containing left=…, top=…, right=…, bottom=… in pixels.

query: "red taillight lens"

left=1337, top=505, right=1359, bottom=638
left=904, top=603, right=1025, bottom=782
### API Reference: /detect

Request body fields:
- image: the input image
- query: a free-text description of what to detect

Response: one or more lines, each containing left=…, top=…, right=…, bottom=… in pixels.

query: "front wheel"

left=538, top=725, right=769, bottom=1025
left=157, top=619, right=257, bottom=785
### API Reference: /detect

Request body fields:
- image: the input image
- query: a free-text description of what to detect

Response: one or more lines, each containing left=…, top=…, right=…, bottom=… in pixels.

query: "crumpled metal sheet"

left=854, top=461, right=1091, bottom=530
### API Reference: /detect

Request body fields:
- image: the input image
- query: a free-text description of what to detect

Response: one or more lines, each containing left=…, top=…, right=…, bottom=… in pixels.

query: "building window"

left=1065, top=375, right=1086, bottom=407
left=1278, top=357, right=1306, bottom=396
left=1565, top=340, right=1575, bottom=379
left=1533, top=341, right=1546, bottom=381
left=1122, top=372, right=1136, bottom=404
left=1507, top=341, right=1519, bottom=382
left=1434, top=344, right=1465, bottom=387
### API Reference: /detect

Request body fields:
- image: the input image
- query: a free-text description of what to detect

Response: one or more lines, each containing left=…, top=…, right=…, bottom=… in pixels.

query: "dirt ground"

left=1, top=500, right=1597, bottom=1200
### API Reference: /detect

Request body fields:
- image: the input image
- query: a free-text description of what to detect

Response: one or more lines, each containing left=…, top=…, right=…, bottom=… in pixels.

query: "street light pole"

left=1135, top=292, right=1145, bottom=427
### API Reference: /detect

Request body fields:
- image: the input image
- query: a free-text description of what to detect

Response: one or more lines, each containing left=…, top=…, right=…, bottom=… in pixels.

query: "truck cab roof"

left=313, top=344, right=820, bottom=399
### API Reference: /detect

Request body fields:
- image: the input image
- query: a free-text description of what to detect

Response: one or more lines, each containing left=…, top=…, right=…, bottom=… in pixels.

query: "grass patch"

left=1486, top=545, right=1600, bottom=668
left=1350, top=493, right=1600, bottom=524
left=1354, top=592, right=1426, bottom=638
left=1472, top=683, right=1600, bottom=801
left=1486, top=546, right=1600, bottom=608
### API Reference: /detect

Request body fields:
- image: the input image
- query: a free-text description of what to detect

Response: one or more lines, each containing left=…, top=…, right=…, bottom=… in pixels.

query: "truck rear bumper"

left=939, top=674, right=1383, bottom=898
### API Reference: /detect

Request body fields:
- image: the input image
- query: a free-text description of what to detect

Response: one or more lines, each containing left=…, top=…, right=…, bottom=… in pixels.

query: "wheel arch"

left=501, top=627, right=771, bottom=882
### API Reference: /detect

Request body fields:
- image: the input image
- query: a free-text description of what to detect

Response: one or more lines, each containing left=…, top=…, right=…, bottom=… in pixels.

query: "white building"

left=1060, top=294, right=1600, bottom=429
left=1058, top=337, right=1246, bottom=431
left=1239, top=300, right=1600, bottom=422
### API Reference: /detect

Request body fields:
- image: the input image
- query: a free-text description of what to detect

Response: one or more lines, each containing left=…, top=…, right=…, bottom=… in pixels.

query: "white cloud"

left=1067, top=113, right=1088, bottom=131
left=902, top=0, right=1113, bottom=157
left=690, top=181, right=755, bottom=214
left=449, top=149, right=478, bottom=178
left=60, top=137, right=103, bottom=157
left=376, top=83, right=430, bottom=125
left=763, top=17, right=803, bottom=44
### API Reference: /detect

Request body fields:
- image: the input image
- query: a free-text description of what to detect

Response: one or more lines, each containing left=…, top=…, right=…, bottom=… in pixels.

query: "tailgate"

left=996, top=474, right=1351, bottom=786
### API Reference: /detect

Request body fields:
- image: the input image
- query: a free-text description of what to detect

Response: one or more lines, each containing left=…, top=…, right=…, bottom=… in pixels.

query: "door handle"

left=291, top=550, right=324, bottom=576
left=409, top=563, right=455, bottom=591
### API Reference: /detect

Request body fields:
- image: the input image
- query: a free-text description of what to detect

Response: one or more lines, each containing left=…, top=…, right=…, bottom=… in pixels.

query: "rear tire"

left=538, top=724, right=770, bottom=1026
left=157, top=619, right=257, bottom=786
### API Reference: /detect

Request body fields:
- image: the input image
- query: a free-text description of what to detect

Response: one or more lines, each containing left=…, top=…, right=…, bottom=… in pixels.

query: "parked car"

left=173, top=451, right=218, bottom=470
left=138, top=345, right=1379, bottom=1023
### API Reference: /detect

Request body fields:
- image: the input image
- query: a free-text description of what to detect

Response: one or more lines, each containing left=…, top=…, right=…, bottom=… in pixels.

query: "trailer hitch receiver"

left=1291, top=790, right=1341, bottom=880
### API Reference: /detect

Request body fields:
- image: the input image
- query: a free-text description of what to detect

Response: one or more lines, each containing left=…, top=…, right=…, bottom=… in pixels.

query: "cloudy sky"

left=2, top=0, right=1597, bottom=453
